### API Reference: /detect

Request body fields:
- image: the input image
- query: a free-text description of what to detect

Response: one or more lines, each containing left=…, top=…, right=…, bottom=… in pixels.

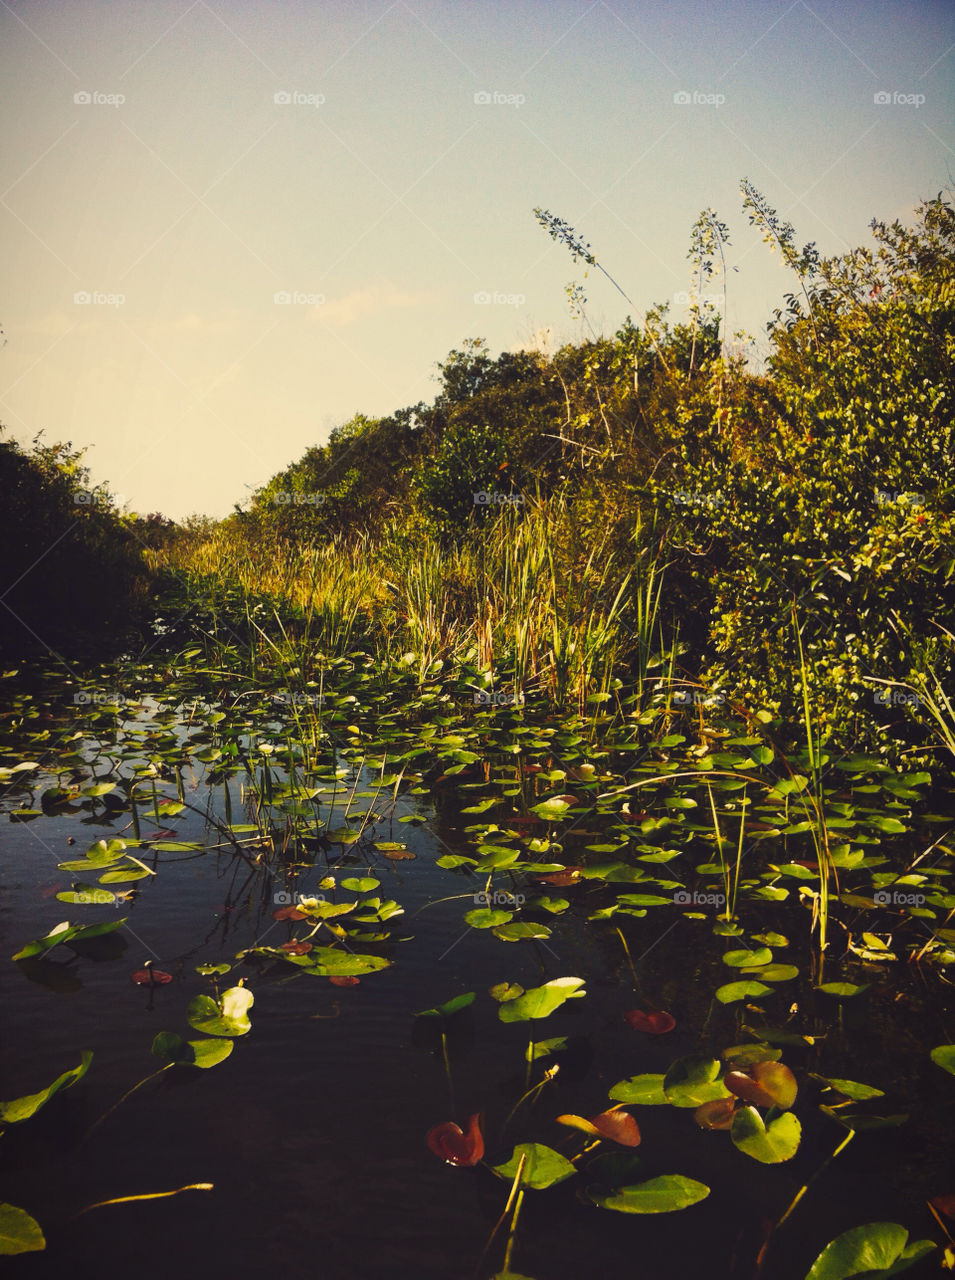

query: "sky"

left=1, top=0, right=953, bottom=519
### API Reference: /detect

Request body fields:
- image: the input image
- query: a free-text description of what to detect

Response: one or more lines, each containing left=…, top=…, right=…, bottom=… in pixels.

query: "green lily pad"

left=498, top=977, right=586, bottom=1022
left=723, top=947, right=773, bottom=968
left=716, top=981, right=773, bottom=1004
left=607, top=1074, right=668, bottom=1105
left=416, top=992, right=475, bottom=1018
left=930, top=1044, right=955, bottom=1075
left=588, top=1174, right=710, bottom=1214
left=664, top=1057, right=730, bottom=1108
left=151, top=1032, right=233, bottom=1069
left=0, top=1203, right=45, bottom=1255
left=186, top=986, right=254, bottom=1037
left=492, top=1143, right=577, bottom=1190
left=730, top=1106, right=801, bottom=1163
left=0, top=1052, right=93, bottom=1124
left=805, top=1222, right=934, bottom=1279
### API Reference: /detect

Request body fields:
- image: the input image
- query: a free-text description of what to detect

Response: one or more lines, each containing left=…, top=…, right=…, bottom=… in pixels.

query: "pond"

left=1, top=652, right=952, bottom=1279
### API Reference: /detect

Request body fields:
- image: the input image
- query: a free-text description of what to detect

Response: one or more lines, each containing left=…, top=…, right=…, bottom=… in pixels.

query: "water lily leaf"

left=694, top=1097, right=737, bottom=1129
left=55, top=883, right=117, bottom=905
left=416, top=992, right=475, bottom=1018
left=723, top=947, right=773, bottom=968
left=624, top=1009, right=675, bottom=1034
left=608, top=1074, right=668, bottom=1105
left=489, top=982, right=524, bottom=1003
left=817, top=983, right=868, bottom=998
left=805, top=1222, right=935, bottom=1279
left=196, top=963, right=231, bottom=976
left=741, top=964, right=799, bottom=982
left=464, top=909, right=513, bottom=929
left=341, top=877, right=380, bottom=892
left=0, top=1052, right=93, bottom=1124
left=811, top=1075, right=884, bottom=1101
left=588, top=1174, right=710, bottom=1214
left=492, top=1143, right=577, bottom=1190
left=493, top=922, right=551, bottom=942
left=0, top=1203, right=45, bottom=1255
left=427, top=1113, right=483, bottom=1167
left=730, top=1106, right=801, bottom=1163
left=930, top=1045, right=955, bottom=1075
left=12, top=917, right=128, bottom=961
left=302, top=948, right=390, bottom=976
left=716, top=981, right=773, bottom=1004
left=187, top=986, right=254, bottom=1037
left=498, top=977, right=586, bottom=1022
left=151, top=1032, right=233, bottom=1069
left=98, top=865, right=152, bottom=883
left=526, top=1036, right=568, bottom=1062
left=664, top=1057, right=729, bottom=1108
left=530, top=798, right=571, bottom=822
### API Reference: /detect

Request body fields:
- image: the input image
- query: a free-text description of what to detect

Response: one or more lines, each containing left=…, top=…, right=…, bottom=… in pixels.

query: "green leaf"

left=55, top=884, right=116, bottom=905
left=817, top=983, right=868, bottom=998
left=526, top=1036, right=568, bottom=1062
left=151, top=1032, right=233, bottom=1069
left=492, top=1143, right=577, bottom=1190
left=0, top=1203, right=45, bottom=1255
left=930, top=1044, right=955, bottom=1075
left=498, top=977, right=586, bottom=1022
left=186, top=986, right=254, bottom=1037
left=493, top=922, right=552, bottom=942
left=589, top=1175, right=710, bottom=1214
left=12, top=917, right=128, bottom=961
left=730, top=1107, right=801, bottom=1163
left=530, top=798, right=571, bottom=822
left=464, top=908, right=513, bottom=929
left=608, top=1074, right=668, bottom=1105
left=415, top=992, right=475, bottom=1018
left=811, top=1075, right=884, bottom=1101
left=300, top=948, right=390, bottom=976
left=664, top=1057, right=730, bottom=1108
left=805, top=1222, right=934, bottom=1279
left=716, top=981, right=774, bottom=1004
left=723, top=947, right=773, bottom=968
left=740, top=964, right=799, bottom=982
left=0, top=1052, right=93, bottom=1124
left=341, top=877, right=380, bottom=892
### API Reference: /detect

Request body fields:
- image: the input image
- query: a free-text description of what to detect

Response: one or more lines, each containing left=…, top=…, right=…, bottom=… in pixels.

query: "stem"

left=502, top=1188, right=525, bottom=1273
left=440, top=1030, right=455, bottom=1111
left=615, top=927, right=639, bottom=987
left=83, top=1064, right=173, bottom=1144
left=473, top=1154, right=526, bottom=1280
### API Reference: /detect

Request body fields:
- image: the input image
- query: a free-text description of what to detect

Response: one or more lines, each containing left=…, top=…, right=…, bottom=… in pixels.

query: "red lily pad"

left=281, top=940, right=313, bottom=955
left=131, top=967, right=173, bottom=986
left=273, top=906, right=307, bottom=921
left=725, top=1061, right=798, bottom=1110
left=589, top=1110, right=641, bottom=1147
left=329, top=975, right=360, bottom=987
left=537, top=869, right=582, bottom=886
left=625, top=1009, right=676, bottom=1035
left=426, top=1113, right=484, bottom=1167
left=694, top=1097, right=738, bottom=1130
left=930, top=1193, right=955, bottom=1220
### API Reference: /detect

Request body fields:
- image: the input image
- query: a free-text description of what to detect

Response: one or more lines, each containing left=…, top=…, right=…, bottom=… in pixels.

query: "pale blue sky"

left=2, top=0, right=953, bottom=518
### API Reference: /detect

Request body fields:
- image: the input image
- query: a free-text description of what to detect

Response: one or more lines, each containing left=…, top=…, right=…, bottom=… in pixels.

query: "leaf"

left=694, top=1098, right=737, bottom=1130
left=588, top=1110, right=641, bottom=1147
left=12, top=917, right=128, bottom=961
left=299, top=948, right=390, bottom=976
left=588, top=1175, right=710, bottom=1214
left=186, top=986, right=254, bottom=1037
left=489, top=982, right=524, bottom=1003
left=416, top=992, right=475, bottom=1019
left=530, top=798, right=571, bottom=822
left=0, top=1052, right=93, bottom=1124
left=526, top=1037, right=568, bottom=1062
left=664, top=1057, right=730, bottom=1108
left=805, top=1222, right=935, bottom=1279
left=340, top=877, right=380, bottom=892
left=0, top=1203, right=45, bottom=1255
left=426, top=1113, right=484, bottom=1167
left=498, top=977, right=586, bottom=1022
left=151, top=1033, right=233, bottom=1069
left=931, top=1045, right=955, bottom=1075
left=624, top=1009, right=676, bottom=1034
left=811, top=1075, right=884, bottom=1101
left=817, top=983, right=868, bottom=998
left=492, top=1143, right=577, bottom=1190
left=723, top=947, right=773, bottom=968
left=716, top=981, right=773, bottom=1004
left=608, top=1074, right=668, bottom=1105
left=725, top=1062, right=797, bottom=1110
left=493, top=921, right=552, bottom=942
left=730, top=1106, right=801, bottom=1163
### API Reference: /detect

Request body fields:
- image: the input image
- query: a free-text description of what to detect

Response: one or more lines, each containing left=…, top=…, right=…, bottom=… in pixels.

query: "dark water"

left=0, top=697, right=949, bottom=1279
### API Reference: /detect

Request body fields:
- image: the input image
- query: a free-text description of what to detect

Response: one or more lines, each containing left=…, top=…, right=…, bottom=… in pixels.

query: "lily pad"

left=187, top=986, right=254, bottom=1037
left=805, top=1222, right=934, bottom=1279
left=730, top=1106, right=801, bottom=1163
left=492, top=1143, right=577, bottom=1190
left=588, top=1174, right=710, bottom=1214
left=0, top=1052, right=93, bottom=1124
